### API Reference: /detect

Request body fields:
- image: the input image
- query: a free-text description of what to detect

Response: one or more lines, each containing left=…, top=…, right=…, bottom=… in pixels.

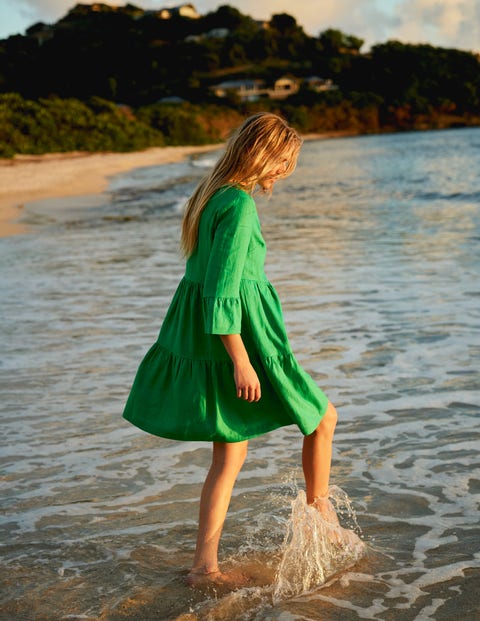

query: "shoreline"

left=0, top=131, right=359, bottom=238
left=0, top=144, right=221, bottom=238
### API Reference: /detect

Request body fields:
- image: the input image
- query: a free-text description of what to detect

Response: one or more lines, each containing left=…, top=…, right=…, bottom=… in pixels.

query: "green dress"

left=123, top=185, right=329, bottom=442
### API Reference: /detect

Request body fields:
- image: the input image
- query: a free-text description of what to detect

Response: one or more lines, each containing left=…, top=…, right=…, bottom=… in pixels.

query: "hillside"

left=0, top=2, right=479, bottom=157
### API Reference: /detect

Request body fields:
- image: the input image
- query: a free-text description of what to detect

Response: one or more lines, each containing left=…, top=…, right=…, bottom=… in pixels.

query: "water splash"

left=181, top=486, right=367, bottom=620
left=272, top=487, right=366, bottom=602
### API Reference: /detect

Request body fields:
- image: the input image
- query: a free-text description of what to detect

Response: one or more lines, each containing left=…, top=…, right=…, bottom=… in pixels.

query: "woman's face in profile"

left=259, top=153, right=296, bottom=192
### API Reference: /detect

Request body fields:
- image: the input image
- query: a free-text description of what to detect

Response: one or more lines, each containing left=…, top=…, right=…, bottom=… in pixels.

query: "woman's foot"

left=311, top=495, right=340, bottom=526
left=186, top=567, right=249, bottom=590
left=311, top=495, right=357, bottom=547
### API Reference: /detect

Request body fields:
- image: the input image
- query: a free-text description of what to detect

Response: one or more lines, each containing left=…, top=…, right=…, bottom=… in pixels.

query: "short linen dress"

left=123, top=185, right=329, bottom=442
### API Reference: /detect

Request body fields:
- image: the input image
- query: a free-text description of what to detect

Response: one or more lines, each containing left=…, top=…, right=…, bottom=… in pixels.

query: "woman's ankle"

left=306, top=487, right=329, bottom=505
left=189, top=564, right=220, bottom=575
left=310, top=494, right=340, bottom=525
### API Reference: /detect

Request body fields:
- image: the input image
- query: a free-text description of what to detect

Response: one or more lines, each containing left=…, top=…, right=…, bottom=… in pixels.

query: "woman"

left=123, top=112, right=339, bottom=587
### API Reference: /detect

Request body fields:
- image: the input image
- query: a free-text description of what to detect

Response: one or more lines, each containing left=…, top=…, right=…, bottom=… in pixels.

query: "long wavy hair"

left=180, top=112, right=302, bottom=257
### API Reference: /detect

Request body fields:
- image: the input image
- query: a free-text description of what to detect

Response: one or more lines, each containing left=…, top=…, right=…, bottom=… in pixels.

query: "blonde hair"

left=181, top=112, right=302, bottom=257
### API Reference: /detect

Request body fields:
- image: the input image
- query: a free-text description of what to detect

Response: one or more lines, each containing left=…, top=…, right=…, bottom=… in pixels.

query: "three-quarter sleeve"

left=202, top=194, right=254, bottom=334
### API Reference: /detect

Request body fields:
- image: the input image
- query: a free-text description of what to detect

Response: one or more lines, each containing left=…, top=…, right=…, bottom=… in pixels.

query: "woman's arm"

left=219, top=334, right=261, bottom=403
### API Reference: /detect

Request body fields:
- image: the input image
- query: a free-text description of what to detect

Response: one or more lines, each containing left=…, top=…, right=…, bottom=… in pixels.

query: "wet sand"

left=0, top=145, right=219, bottom=237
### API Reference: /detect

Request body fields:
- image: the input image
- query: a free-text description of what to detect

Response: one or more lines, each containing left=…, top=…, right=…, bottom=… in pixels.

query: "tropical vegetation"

left=0, top=3, right=479, bottom=157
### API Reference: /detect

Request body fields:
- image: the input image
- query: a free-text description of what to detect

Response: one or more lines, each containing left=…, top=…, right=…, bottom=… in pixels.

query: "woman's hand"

left=234, top=361, right=261, bottom=402
left=219, top=334, right=261, bottom=402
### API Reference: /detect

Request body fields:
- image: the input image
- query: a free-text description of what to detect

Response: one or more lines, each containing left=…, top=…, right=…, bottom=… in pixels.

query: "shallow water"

left=1, top=127, right=479, bottom=620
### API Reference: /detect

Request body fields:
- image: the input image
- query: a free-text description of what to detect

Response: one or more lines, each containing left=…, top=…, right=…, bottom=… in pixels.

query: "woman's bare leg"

left=187, top=440, right=248, bottom=583
left=302, top=402, right=338, bottom=521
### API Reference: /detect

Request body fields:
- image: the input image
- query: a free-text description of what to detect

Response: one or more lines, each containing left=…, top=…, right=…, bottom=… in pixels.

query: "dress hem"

left=122, top=412, right=321, bottom=443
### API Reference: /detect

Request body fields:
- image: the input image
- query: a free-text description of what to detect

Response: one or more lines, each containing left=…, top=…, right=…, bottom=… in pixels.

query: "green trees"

left=1, top=3, right=478, bottom=110
left=137, top=102, right=243, bottom=145
left=0, top=95, right=246, bottom=157
left=366, top=42, right=480, bottom=113
left=0, top=94, right=163, bottom=157
left=318, top=29, right=364, bottom=55
left=0, top=4, right=478, bottom=157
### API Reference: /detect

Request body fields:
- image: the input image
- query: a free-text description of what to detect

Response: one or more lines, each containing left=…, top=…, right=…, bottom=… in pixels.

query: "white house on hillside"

left=212, top=79, right=265, bottom=102
left=157, top=4, right=200, bottom=19
left=269, top=76, right=300, bottom=99
left=212, top=75, right=338, bottom=102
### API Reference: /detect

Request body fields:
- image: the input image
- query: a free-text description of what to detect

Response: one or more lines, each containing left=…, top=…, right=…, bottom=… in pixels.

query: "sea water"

left=1, top=127, right=479, bottom=620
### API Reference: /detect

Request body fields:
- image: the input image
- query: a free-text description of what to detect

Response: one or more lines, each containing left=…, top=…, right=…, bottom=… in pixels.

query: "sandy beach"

left=0, top=144, right=219, bottom=237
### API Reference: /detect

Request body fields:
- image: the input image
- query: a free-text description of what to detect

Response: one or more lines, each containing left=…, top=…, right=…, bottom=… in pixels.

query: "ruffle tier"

left=123, top=277, right=329, bottom=442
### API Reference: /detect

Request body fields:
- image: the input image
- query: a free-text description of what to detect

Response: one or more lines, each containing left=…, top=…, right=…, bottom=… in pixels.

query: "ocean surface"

left=1, top=127, right=479, bottom=621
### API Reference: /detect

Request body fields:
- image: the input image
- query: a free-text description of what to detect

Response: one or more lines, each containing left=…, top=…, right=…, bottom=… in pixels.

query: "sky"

left=0, top=0, right=479, bottom=52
